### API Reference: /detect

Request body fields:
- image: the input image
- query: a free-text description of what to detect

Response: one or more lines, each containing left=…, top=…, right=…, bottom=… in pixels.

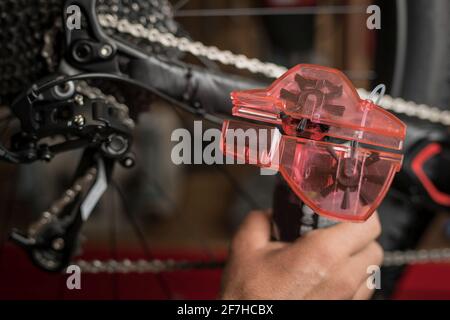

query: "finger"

left=298, top=211, right=382, bottom=257
left=231, top=210, right=272, bottom=253
left=305, top=241, right=383, bottom=299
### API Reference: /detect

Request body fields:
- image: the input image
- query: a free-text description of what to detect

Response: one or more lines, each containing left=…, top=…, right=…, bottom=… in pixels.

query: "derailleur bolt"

left=74, top=94, right=84, bottom=106
left=121, top=154, right=135, bottom=168
left=99, top=44, right=113, bottom=58
left=73, top=114, right=85, bottom=127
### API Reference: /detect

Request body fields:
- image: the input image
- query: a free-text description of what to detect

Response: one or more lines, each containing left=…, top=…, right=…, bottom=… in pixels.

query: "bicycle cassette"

left=221, top=64, right=406, bottom=222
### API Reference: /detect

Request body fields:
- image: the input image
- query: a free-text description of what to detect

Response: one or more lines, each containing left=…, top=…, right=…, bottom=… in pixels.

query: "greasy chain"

left=60, top=13, right=450, bottom=272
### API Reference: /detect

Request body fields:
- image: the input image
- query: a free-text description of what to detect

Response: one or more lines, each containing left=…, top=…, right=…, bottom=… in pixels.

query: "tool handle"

left=272, top=175, right=338, bottom=241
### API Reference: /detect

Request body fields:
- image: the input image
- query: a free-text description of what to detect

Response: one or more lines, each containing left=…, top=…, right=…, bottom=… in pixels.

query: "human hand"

left=220, top=210, right=383, bottom=299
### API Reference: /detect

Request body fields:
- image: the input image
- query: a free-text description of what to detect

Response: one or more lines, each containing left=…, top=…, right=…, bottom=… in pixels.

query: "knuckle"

left=371, top=242, right=384, bottom=265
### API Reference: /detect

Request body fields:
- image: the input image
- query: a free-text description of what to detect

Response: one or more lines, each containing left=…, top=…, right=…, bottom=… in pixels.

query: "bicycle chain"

left=74, top=258, right=225, bottom=273
left=74, top=248, right=450, bottom=273
left=383, top=248, right=450, bottom=267
left=28, top=167, right=98, bottom=240
left=37, top=11, right=450, bottom=272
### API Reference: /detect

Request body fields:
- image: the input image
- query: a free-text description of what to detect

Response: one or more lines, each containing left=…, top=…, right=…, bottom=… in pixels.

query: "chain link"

left=358, top=88, right=450, bottom=125
left=76, top=81, right=135, bottom=129
left=383, top=248, right=450, bottom=267
left=74, top=258, right=224, bottom=273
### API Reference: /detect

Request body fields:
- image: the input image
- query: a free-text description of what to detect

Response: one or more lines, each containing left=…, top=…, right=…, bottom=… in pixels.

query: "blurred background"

left=0, top=0, right=450, bottom=299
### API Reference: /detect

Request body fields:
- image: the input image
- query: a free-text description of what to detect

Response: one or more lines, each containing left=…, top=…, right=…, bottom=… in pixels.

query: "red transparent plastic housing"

left=231, top=64, right=406, bottom=150
left=221, top=120, right=403, bottom=222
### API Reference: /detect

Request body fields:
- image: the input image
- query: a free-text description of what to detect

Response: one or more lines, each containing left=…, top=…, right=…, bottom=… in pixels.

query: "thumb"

left=231, top=210, right=272, bottom=253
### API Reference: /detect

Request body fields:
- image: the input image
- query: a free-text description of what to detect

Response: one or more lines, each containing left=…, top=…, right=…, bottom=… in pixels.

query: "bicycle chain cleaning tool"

left=221, top=64, right=406, bottom=240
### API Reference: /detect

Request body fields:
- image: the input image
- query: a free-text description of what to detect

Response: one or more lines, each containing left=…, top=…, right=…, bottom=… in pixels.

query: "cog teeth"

left=325, top=84, right=343, bottom=99
left=280, top=88, right=298, bottom=103
left=295, top=74, right=317, bottom=90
